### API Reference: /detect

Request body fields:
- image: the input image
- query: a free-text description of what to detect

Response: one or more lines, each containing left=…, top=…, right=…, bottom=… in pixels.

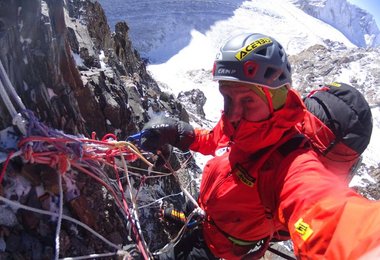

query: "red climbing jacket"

left=189, top=88, right=380, bottom=259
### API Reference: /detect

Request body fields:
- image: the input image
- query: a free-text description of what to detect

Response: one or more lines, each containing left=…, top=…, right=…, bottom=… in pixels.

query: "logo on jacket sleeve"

left=294, top=218, right=313, bottom=241
left=233, top=164, right=256, bottom=187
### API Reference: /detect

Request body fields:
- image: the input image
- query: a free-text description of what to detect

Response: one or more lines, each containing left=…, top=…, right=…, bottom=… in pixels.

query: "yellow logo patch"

left=294, top=218, right=313, bottom=241
left=329, top=82, right=341, bottom=87
left=233, top=164, right=256, bottom=187
left=235, top=38, right=272, bottom=61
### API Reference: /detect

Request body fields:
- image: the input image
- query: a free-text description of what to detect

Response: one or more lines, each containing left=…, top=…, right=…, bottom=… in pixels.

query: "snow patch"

left=4, top=175, right=32, bottom=204
left=362, top=107, right=380, bottom=168
left=114, top=128, right=122, bottom=136
left=19, top=36, right=32, bottom=44
left=0, top=237, right=5, bottom=252
left=23, top=81, right=28, bottom=91
left=72, top=51, right=85, bottom=67
left=99, top=50, right=107, bottom=69
left=47, top=88, right=57, bottom=99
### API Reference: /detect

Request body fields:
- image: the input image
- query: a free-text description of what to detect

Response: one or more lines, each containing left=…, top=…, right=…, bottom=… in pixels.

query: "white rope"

left=0, top=77, right=18, bottom=118
left=0, top=59, right=26, bottom=110
left=138, top=191, right=184, bottom=210
left=0, top=59, right=28, bottom=135
left=159, top=151, right=200, bottom=209
left=119, top=149, right=152, bottom=259
left=0, top=195, right=121, bottom=250
left=55, top=173, right=64, bottom=260
left=60, top=249, right=136, bottom=260
left=60, top=251, right=118, bottom=260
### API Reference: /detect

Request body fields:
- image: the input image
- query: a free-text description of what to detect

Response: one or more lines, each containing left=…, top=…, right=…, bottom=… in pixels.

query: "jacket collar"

left=221, top=89, right=306, bottom=154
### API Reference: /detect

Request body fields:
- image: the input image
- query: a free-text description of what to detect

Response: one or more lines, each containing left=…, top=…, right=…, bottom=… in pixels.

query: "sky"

left=348, top=0, right=380, bottom=28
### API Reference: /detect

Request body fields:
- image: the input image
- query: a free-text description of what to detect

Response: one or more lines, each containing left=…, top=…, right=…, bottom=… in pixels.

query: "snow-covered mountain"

left=100, top=0, right=379, bottom=59
left=289, top=0, right=380, bottom=47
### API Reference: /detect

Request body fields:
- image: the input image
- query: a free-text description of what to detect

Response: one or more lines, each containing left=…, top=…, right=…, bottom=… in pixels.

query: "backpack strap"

left=307, top=94, right=343, bottom=155
left=277, top=134, right=307, bottom=157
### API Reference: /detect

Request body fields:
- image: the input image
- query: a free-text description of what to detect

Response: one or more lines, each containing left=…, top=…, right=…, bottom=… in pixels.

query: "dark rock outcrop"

left=289, top=42, right=380, bottom=106
left=0, top=0, right=188, bottom=137
left=178, top=88, right=206, bottom=120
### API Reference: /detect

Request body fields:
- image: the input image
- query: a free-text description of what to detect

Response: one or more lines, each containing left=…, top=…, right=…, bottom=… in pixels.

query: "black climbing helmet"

left=212, top=33, right=292, bottom=89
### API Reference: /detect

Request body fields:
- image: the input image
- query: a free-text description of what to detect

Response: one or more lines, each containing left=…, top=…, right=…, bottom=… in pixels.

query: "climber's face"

left=219, top=81, right=271, bottom=126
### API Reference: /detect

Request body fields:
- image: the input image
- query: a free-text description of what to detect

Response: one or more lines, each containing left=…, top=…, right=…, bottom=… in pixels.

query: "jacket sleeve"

left=189, top=128, right=218, bottom=155
left=277, top=149, right=380, bottom=259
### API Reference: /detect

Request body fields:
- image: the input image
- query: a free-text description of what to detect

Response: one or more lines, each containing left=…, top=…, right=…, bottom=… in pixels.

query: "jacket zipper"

left=205, top=138, right=235, bottom=205
left=206, top=170, right=233, bottom=206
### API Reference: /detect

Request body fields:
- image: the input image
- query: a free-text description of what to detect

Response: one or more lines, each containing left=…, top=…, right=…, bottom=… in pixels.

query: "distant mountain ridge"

left=289, top=0, right=380, bottom=47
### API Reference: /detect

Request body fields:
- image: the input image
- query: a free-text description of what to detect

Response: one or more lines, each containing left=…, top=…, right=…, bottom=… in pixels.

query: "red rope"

left=135, top=175, right=147, bottom=199
left=16, top=133, right=151, bottom=259
left=101, top=133, right=117, bottom=141
left=0, top=151, right=14, bottom=184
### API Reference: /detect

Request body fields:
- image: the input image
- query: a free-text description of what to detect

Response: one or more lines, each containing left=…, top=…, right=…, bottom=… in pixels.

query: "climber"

left=138, top=33, right=380, bottom=259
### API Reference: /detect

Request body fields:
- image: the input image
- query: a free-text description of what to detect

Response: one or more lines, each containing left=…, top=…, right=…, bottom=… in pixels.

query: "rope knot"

left=24, top=145, right=35, bottom=163
left=50, top=153, right=71, bottom=174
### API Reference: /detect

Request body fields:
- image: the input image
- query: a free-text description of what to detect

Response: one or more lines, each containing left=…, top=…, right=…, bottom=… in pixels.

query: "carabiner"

left=126, top=130, right=145, bottom=147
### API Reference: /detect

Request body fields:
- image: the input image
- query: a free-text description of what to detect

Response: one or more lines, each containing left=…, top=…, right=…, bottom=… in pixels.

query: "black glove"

left=140, top=116, right=195, bottom=152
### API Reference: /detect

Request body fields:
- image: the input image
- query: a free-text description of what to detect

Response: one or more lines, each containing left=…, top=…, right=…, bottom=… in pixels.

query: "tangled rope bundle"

left=0, top=109, right=202, bottom=260
left=0, top=59, right=201, bottom=260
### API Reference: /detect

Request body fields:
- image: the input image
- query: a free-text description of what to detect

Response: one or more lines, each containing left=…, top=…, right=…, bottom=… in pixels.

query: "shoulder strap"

left=277, top=134, right=307, bottom=157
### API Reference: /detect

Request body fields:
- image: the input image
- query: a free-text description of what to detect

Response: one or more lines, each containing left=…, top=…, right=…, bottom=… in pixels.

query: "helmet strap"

left=262, top=88, right=274, bottom=114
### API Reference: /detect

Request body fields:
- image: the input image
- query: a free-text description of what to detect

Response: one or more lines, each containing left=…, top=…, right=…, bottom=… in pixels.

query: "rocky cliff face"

left=0, top=0, right=189, bottom=137
left=289, top=41, right=380, bottom=105
left=0, top=0, right=193, bottom=258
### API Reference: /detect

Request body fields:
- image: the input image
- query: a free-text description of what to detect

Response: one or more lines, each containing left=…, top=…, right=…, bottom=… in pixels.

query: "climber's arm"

left=276, top=149, right=380, bottom=259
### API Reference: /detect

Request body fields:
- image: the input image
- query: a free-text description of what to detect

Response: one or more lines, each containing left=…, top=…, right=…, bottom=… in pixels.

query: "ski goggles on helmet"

left=218, top=81, right=288, bottom=112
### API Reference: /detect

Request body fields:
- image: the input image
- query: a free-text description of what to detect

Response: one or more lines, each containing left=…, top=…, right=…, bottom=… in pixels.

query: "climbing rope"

left=0, top=59, right=27, bottom=135
left=55, top=172, right=64, bottom=260
left=17, top=129, right=154, bottom=259
left=157, top=149, right=200, bottom=209
left=0, top=60, right=204, bottom=259
left=0, top=60, right=26, bottom=111
left=0, top=112, right=206, bottom=259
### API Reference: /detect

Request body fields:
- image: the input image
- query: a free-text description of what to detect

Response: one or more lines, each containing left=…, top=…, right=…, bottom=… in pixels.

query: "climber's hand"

left=139, top=116, right=194, bottom=152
